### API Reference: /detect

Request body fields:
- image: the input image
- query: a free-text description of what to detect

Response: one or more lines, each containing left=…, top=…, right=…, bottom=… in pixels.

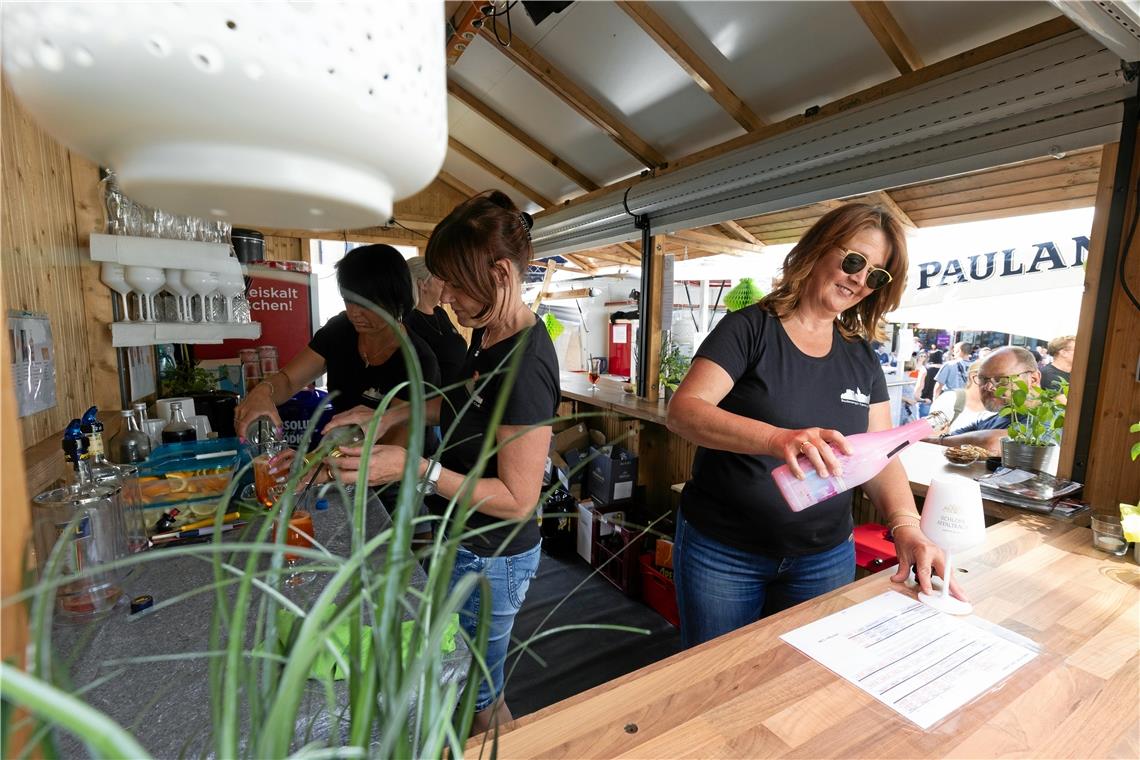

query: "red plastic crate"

left=854, top=523, right=897, bottom=572
left=639, top=554, right=679, bottom=627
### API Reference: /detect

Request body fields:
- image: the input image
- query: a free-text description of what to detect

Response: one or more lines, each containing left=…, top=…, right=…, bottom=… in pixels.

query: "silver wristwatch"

left=419, top=460, right=442, bottom=496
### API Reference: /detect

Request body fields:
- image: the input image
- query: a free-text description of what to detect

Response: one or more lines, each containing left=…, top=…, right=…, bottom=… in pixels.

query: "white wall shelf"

left=90, top=233, right=242, bottom=275
left=111, top=321, right=260, bottom=348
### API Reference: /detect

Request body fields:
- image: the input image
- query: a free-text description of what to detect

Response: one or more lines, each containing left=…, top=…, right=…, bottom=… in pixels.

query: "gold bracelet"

left=890, top=522, right=922, bottom=539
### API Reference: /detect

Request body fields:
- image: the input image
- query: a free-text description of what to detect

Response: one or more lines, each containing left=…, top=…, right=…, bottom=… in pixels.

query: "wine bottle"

left=773, top=412, right=948, bottom=512
left=161, top=401, right=198, bottom=444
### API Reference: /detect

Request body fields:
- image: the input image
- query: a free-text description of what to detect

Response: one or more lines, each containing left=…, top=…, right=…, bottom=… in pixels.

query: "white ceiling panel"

left=448, top=95, right=582, bottom=204
left=652, top=1, right=899, bottom=124
left=889, top=1, right=1062, bottom=65
left=517, top=1, right=745, bottom=159
left=451, top=36, right=643, bottom=186
left=441, top=151, right=542, bottom=215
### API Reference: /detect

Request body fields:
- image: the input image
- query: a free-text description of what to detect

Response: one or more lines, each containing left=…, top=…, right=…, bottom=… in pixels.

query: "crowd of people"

left=902, top=334, right=1074, bottom=448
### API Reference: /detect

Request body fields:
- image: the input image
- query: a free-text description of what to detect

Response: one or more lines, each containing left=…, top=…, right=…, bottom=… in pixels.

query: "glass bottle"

left=108, top=408, right=152, bottom=464
left=162, top=401, right=198, bottom=444
left=772, top=412, right=949, bottom=512
left=82, top=408, right=148, bottom=553
left=63, top=420, right=128, bottom=560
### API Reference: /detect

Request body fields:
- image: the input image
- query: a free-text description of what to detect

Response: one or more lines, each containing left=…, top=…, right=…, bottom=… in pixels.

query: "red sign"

left=195, top=264, right=315, bottom=366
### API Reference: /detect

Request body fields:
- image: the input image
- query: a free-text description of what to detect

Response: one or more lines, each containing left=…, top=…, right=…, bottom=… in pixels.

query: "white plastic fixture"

left=1, top=2, right=447, bottom=231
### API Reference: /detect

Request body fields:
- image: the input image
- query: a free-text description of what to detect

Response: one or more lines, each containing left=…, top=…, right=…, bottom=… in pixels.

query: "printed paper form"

left=780, top=591, right=1039, bottom=729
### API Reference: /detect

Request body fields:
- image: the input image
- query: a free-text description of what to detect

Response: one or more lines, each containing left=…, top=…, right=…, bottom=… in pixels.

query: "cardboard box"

left=588, top=445, right=638, bottom=505
left=552, top=423, right=589, bottom=455
left=576, top=501, right=625, bottom=564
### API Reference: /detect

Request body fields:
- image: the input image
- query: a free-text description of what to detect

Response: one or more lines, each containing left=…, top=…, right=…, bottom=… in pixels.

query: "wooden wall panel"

left=2, top=83, right=97, bottom=447
left=263, top=235, right=303, bottom=262
left=1080, top=141, right=1140, bottom=512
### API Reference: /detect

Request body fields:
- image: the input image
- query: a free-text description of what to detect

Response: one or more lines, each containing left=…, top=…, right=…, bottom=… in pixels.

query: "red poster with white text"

left=194, top=264, right=317, bottom=366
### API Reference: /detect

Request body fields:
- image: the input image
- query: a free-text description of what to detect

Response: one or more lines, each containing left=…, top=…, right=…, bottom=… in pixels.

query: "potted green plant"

left=998, top=378, right=1067, bottom=474
left=659, top=335, right=691, bottom=402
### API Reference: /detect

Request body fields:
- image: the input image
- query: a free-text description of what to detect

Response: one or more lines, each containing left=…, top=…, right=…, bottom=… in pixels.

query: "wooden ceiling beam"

left=445, top=2, right=483, bottom=66
left=614, top=1, right=766, bottom=132
left=437, top=170, right=477, bottom=198
left=448, top=137, right=555, bottom=208
left=850, top=1, right=925, bottom=75
left=448, top=80, right=599, bottom=191
left=618, top=242, right=644, bottom=261
left=479, top=27, right=668, bottom=169
left=672, top=229, right=765, bottom=255
left=536, top=16, right=1076, bottom=221
left=564, top=253, right=597, bottom=273
left=868, top=190, right=917, bottom=228
left=717, top=220, right=766, bottom=246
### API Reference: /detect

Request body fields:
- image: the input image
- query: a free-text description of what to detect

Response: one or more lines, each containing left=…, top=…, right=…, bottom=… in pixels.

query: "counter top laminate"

left=478, top=515, right=1139, bottom=758
left=560, top=372, right=668, bottom=425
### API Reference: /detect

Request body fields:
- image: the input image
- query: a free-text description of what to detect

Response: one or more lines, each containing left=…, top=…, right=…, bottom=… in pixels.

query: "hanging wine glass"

left=164, top=269, right=193, bottom=322
left=100, top=262, right=133, bottom=321
left=183, top=270, right=219, bottom=323
left=215, top=271, right=246, bottom=323
left=123, top=266, right=166, bottom=322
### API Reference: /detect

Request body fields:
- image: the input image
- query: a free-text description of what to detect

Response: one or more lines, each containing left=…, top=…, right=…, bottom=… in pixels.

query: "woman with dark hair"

left=915, top=349, right=944, bottom=418
left=233, top=244, right=440, bottom=441
left=666, top=202, right=964, bottom=648
left=325, top=191, right=558, bottom=733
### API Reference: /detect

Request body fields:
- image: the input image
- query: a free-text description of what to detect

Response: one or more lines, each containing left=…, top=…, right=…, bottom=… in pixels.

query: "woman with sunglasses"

left=667, top=202, right=964, bottom=647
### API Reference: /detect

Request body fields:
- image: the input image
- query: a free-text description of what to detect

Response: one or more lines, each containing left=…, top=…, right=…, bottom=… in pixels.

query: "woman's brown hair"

left=760, top=202, right=908, bottom=341
left=424, top=190, right=533, bottom=321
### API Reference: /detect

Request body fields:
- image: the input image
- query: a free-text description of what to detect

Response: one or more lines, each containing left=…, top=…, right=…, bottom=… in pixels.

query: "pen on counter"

left=151, top=522, right=246, bottom=542
left=177, top=511, right=241, bottom=532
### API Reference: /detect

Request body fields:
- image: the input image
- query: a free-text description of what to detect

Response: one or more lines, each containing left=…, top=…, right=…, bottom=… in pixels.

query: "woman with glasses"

left=667, top=202, right=964, bottom=648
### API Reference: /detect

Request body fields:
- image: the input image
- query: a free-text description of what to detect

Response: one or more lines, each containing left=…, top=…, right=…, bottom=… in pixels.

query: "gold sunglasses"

left=839, top=249, right=893, bottom=291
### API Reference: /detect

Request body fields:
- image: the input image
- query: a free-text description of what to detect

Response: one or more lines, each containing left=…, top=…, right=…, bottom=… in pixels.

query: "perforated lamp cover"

left=725, top=278, right=764, bottom=312
left=1, top=2, right=447, bottom=231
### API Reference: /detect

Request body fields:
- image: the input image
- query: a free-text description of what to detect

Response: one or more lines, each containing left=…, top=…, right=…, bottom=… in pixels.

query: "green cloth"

left=277, top=610, right=460, bottom=681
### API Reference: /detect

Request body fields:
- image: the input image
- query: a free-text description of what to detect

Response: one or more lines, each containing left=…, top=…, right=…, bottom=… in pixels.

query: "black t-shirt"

left=405, top=307, right=468, bottom=389
left=1039, top=364, right=1070, bottom=391
left=680, top=306, right=888, bottom=556
left=429, top=318, right=560, bottom=557
left=308, top=313, right=441, bottom=414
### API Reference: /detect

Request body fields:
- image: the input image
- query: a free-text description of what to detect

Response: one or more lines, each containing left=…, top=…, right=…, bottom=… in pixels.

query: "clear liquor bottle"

left=82, top=407, right=148, bottom=553
left=108, top=408, right=152, bottom=464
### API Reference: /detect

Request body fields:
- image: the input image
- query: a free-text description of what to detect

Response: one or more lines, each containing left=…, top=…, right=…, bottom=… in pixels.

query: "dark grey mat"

left=501, top=549, right=683, bottom=718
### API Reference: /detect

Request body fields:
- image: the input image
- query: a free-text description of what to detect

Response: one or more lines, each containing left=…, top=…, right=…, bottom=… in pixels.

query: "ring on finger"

left=799, top=440, right=812, bottom=454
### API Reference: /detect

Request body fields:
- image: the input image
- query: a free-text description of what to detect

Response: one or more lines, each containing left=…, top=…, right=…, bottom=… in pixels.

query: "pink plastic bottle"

left=773, top=412, right=948, bottom=512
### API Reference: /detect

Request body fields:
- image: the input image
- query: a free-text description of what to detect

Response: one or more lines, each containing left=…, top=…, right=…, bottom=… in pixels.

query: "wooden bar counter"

left=478, top=515, right=1139, bottom=758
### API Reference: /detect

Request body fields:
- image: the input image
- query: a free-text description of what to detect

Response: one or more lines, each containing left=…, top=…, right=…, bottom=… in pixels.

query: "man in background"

left=932, top=346, right=1041, bottom=455
left=932, top=341, right=973, bottom=399
left=1040, top=335, right=1075, bottom=390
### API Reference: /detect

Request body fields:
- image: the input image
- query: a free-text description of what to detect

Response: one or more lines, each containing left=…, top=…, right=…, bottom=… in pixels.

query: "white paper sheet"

left=780, top=591, right=1039, bottom=729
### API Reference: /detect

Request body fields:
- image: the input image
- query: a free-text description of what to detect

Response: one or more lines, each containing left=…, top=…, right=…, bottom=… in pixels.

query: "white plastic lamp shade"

left=1, top=2, right=447, bottom=231
left=917, top=475, right=986, bottom=615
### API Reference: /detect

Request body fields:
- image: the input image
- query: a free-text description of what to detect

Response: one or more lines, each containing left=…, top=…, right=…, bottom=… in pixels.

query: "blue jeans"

left=673, top=511, right=854, bottom=648
left=451, top=541, right=541, bottom=711
left=919, top=402, right=931, bottom=418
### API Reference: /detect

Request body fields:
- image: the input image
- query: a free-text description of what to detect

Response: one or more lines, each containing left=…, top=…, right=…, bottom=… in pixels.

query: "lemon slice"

left=166, top=475, right=188, bottom=493
left=189, top=501, right=218, bottom=517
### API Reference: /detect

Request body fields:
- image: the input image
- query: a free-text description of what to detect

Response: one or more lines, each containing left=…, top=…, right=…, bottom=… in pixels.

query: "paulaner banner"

left=887, top=209, right=1091, bottom=339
